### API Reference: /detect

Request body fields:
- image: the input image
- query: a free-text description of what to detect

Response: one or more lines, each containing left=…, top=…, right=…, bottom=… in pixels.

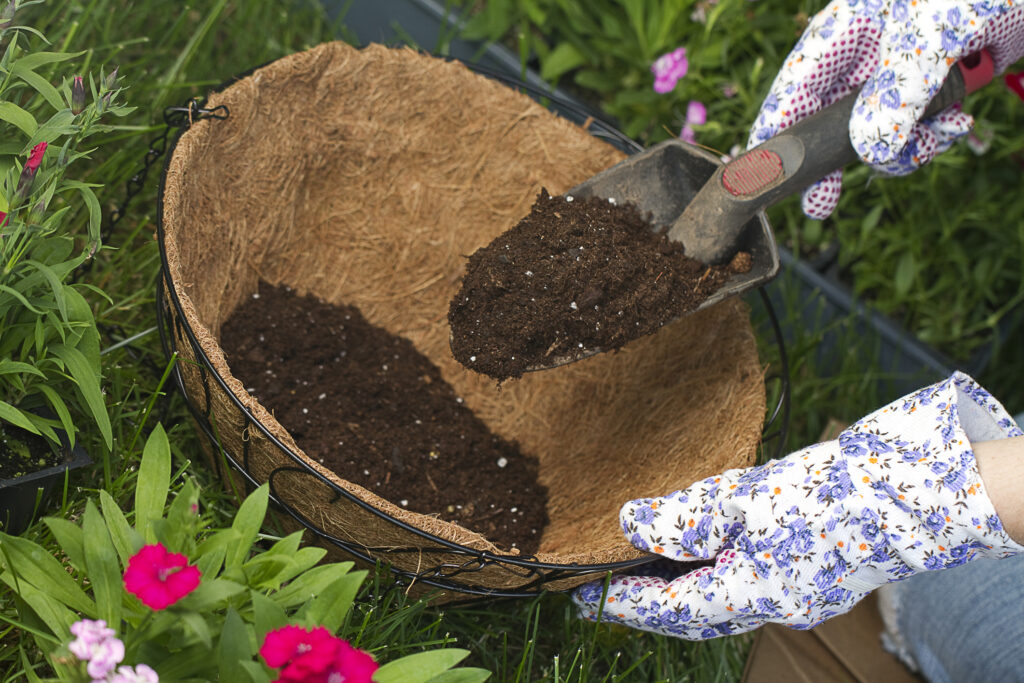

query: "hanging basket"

left=156, top=42, right=768, bottom=599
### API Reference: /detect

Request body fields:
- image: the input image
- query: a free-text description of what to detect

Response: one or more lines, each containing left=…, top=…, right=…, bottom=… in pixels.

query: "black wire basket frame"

left=154, top=61, right=791, bottom=599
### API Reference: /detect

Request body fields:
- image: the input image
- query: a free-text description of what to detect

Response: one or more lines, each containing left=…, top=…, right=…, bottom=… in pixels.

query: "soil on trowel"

left=448, top=188, right=752, bottom=381
left=221, top=282, right=549, bottom=554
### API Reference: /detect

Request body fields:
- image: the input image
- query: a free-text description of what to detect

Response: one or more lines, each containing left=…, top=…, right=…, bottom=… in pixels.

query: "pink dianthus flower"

left=261, top=625, right=377, bottom=683
left=123, top=543, right=201, bottom=610
left=651, top=48, right=688, bottom=94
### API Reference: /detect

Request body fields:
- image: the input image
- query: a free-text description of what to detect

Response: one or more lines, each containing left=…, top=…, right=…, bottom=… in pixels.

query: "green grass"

left=0, top=1, right=986, bottom=681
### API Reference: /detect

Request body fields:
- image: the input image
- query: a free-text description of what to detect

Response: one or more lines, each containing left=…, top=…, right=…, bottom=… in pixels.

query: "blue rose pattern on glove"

left=572, top=372, right=1024, bottom=639
left=748, top=0, right=1024, bottom=218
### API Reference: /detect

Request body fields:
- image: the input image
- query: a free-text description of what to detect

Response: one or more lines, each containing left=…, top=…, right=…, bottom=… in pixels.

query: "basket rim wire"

left=154, top=56, right=791, bottom=598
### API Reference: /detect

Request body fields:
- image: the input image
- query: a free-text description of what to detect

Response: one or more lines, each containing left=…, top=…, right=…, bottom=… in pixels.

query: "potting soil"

left=221, top=282, right=549, bottom=554
left=448, top=189, right=752, bottom=380
left=0, top=425, right=60, bottom=480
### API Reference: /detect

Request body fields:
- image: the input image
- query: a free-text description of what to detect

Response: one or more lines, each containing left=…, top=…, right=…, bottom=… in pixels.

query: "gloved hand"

left=572, top=372, right=1023, bottom=639
left=748, top=0, right=1024, bottom=219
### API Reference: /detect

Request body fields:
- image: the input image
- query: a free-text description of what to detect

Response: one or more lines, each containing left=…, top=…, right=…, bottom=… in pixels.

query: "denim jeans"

left=878, top=553, right=1024, bottom=683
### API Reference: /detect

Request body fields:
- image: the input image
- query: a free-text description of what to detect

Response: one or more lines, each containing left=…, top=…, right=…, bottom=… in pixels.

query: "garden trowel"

left=528, top=49, right=995, bottom=371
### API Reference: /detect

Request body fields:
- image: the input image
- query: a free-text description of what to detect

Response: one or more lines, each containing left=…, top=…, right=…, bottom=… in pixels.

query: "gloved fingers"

left=849, top=21, right=963, bottom=170
left=748, top=2, right=882, bottom=150
left=620, top=479, right=735, bottom=561
left=978, top=5, right=1024, bottom=73
left=571, top=552, right=775, bottom=640
left=800, top=170, right=844, bottom=219
left=866, top=107, right=974, bottom=175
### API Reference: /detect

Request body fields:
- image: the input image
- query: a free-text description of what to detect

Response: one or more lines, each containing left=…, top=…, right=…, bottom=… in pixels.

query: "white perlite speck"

left=469, top=356, right=476, bottom=362
left=570, top=301, right=578, bottom=310
left=565, top=195, right=574, bottom=202
left=497, top=457, right=508, bottom=468
left=400, top=500, right=408, bottom=506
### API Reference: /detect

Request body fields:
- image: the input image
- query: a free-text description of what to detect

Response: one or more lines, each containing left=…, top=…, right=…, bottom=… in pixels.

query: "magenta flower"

left=680, top=101, right=708, bottom=144
left=651, top=48, right=688, bottom=94
left=15, top=141, right=47, bottom=199
left=110, top=664, right=160, bottom=683
left=261, top=625, right=378, bottom=683
left=68, top=619, right=125, bottom=680
left=1005, top=71, right=1024, bottom=102
left=123, top=543, right=201, bottom=610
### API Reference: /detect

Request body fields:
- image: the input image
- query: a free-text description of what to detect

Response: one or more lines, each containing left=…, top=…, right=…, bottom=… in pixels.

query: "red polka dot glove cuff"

left=572, top=372, right=1024, bottom=640
left=748, top=0, right=1024, bottom=219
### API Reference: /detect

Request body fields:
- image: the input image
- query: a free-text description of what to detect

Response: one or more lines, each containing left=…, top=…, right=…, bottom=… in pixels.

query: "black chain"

left=86, top=98, right=229, bottom=381
left=103, top=99, right=230, bottom=242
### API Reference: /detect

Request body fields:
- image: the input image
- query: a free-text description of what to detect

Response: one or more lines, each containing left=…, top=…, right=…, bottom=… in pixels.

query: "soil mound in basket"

left=221, top=282, right=549, bottom=554
left=449, top=189, right=752, bottom=380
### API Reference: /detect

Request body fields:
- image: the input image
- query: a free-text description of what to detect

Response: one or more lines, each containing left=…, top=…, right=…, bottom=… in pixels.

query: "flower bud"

left=0, top=1, right=15, bottom=31
left=15, top=142, right=47, bottom=200
left=71, top=75, right=85, bottom=115
left=104, top=65, right=119, bottom=92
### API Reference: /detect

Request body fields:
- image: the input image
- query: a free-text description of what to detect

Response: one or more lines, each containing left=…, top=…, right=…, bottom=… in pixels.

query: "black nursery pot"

left=0, top=429, right=91, bottom=535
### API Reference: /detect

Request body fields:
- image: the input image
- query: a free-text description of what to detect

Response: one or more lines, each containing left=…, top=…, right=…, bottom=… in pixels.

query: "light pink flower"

left=68, top=619, right=124, bottom=680
left=651, top=48, right=688, bottom=94
left=110, top=664, right=159, bottom=683
left=123, top=543, right=201, bottom=610
left=680, top=100, right=708, bottom=144
left=261, top=625, right=377, bottom=683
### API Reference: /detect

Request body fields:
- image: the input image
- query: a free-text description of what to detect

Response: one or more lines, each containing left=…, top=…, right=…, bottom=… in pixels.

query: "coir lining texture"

left=158, top=41, right=766, bottom=593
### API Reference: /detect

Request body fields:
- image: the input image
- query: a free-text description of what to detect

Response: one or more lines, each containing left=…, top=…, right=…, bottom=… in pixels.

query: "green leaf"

left=0, top=360, right=45, bottom=382
left=0, top=573, right=77, bottom=641
left=99, top=489, right=141, bottom=566
left=11, top=63, right=66, bottom=113
left=62, top=180, right=102, bottom=249
left=0, top=532, right=94, bottom=615
left=180, top=610, right=213, bottom=649
left=42, top=517, right=85, bottom=570
left=297, top=569, right=365, bottom=633
left=226, top=484, right=269, bottom=570
left=35, top=384, right=74, bottom=446
left=218, top=607, right=253, bottom=683
left=270, top=562, right=354, bottom=609
left=894, top=251, right=916, bottom=298
left=20, top=645, right=45, bottom=683
left=22, top=261, right=67, bottom=321
left=427, top=669, right=492, bottom=683
left=373, top=650, right=472, bottom=683
left=0, top=102, right=37, bottom=136
left=540, top=42, right=586, bottom=81
left=11, top=51, right=83, bottom=71
left=0, top=401, right=41, bottom=435
left=176, top=578, right=246, bottom=612
left=50, top=343, right=111, bottom=449
left=82, top=500, right=121, bottom=628
left=0, top=284, right=45, bottom=315
left=251, top=590, right=288, bottom=643
left=135, top=423, right=171, bottom=540
left=162, top=479, right=199, bottom=552
left=31, top=110, right=77, bottom=146
left=239, top=661, right=273, bottom=683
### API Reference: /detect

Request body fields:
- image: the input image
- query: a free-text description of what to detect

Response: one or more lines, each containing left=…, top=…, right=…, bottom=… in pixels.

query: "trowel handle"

left=672, top=50, right=994, bottom=264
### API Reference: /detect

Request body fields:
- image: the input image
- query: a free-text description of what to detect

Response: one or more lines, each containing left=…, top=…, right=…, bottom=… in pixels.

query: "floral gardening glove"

left=572, top=372, right=1024, bottom=639
left=748, top=0, right=1024, bottom=218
